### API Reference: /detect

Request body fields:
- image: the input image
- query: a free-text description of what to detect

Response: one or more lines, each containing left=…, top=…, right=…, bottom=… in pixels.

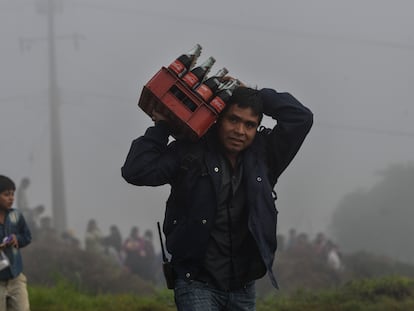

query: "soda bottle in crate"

left=168, top=44, right=202, bottom=77
left=195, top=67, right=229, bottom=102
left=181, top=56, right=216, bottom=89
left=208, top=79, right=240, bottom=113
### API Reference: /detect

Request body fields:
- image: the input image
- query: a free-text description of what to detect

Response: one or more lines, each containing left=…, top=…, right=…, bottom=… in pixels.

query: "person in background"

left=122, top=83, right=313, bottom=310
left=286, top=228, right=298, bottom=252
left=141, top=229, right=156, bottom=282
left=312, top=232, right=328, bottom=259
left=84, top=219, right=105, bottom=254
left=37, top=216, right=59, bottom=244
left=103, top=225, right=123, bottom=266
left=61, top=229, right=81, bottom=249
left=326, top=240, right=344, bottom=272
left=0, top=175, right=32, bottom=311
left=123, top=226, right=145, bottom=275
left=15, top=178, right=30, bottom=213
left=15, top=178, right=45, bottom=241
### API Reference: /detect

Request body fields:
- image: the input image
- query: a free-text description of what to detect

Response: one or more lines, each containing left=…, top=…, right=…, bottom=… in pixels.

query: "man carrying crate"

left=122, top=84, right=313, bottom=310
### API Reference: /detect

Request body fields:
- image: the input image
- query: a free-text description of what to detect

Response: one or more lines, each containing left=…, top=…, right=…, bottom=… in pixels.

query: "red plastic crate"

left=138, top=67, right=219, bottom=141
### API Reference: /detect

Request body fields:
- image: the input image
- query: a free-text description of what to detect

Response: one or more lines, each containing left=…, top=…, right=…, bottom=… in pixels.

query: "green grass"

left=258, top=276, right=414, bottom=311
left=29, top=276, right=414, bottom=311
left=29, top=279, right=175, bottom=311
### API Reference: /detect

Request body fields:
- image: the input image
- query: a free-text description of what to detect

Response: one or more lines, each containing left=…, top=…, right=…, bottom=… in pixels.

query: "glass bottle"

left=195, top=67, right=229, bottom=102
left=182, top=56, right=216, bottom=89
left=208, top=79, right=240, bottom=113
left=168, top=44, right=202, bottom=77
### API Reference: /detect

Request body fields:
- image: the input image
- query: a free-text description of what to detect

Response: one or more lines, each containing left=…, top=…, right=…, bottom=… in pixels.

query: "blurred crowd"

left=15, top=177, right=160, bottom=284
left=278, top=228, right=344, bottom=273
left=83, top=219, right=158, bottom=283
left=16, top=177, right=345, bottom=285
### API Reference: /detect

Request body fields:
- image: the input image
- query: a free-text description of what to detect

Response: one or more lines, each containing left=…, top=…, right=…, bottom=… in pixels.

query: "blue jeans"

left=174, top=279, right=256, bottom=311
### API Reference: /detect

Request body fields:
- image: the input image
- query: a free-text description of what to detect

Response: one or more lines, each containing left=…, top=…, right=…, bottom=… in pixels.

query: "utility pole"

left=20, top=0, right=83, bottom=233
left=26, top=0, right=68, bottom=233
left=46, top=0, right=67, bottom=234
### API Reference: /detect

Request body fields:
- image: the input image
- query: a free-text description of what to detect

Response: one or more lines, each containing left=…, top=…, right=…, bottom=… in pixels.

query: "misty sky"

left=1, top=0, right=413, bottom=245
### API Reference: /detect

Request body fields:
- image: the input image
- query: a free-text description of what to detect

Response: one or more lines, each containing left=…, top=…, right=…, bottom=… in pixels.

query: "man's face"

left=0, top=190, right=14, bottom=211
left=217, top=104, right=260, bottom=157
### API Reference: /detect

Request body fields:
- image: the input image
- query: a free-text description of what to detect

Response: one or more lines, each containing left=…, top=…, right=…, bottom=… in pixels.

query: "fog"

left=1, top=0, right=413, bottom=247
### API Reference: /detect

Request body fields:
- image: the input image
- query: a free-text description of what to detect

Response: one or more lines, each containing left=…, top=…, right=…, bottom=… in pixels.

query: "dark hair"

left=221, top=87, right=264, bottom=123
left=0, top=175, right=16, bottom=194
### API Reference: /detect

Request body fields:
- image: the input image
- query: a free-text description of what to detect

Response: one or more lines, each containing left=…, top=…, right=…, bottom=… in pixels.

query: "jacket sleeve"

left=121, top=121, right=181, bottom=186
left=16, top=212, right=31, bottom=248
left=259, top=88, right=313, bottom=184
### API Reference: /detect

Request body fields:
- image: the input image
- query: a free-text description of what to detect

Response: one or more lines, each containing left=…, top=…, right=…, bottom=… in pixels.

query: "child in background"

left=0, top=175, right=32, bottom=311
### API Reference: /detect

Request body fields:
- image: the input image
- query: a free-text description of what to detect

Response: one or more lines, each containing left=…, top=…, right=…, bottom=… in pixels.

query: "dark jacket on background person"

left=121, top=88, right=313, bottom=288
left=0, top=209, right=32, bottom=280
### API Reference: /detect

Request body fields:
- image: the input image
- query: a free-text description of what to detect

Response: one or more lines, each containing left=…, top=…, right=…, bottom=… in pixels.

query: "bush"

left=23, top=241, right=155, bottom=295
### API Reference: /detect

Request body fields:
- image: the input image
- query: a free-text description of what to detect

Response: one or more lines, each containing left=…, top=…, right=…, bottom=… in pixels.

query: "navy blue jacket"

left=0, top=209, right=32, bottom=280
left=122, top=88, right=313, bottom=288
